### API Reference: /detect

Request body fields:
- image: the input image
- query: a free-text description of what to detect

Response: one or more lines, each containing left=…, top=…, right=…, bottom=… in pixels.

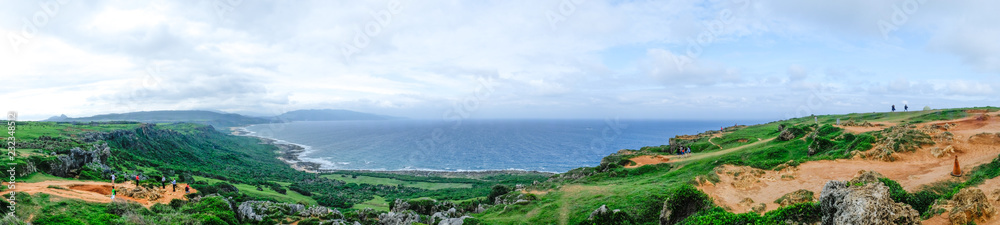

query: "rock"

left=49, top=144, right=112, bottom=178
left=849, top=170, right=885, bottom=184
left=236, top=201, right=306, bottom=222
left=931, top=145, right=956, bottom=158
left=725, top=166, right=766, bottom=190
left=298, top=206, right=333, bottom=217
left=494, top=192, right=538, bottom=205
left=391, top=199, right=411, bottom=213
left=778, top=129, right=796, bottom=141
left=990, top=189, right=1000, bottom=202
left=120, top=186, right=163, bottom=200
left=819, top=180, right=920, bottom=225
left=948, top=188, right=996, bottom=225
left=377, top=211, right=421, bottom=225
left=775, top=189, right=815, bottom=207
left=587, top=205, right=630, bottom=224
left=751, top=203, right=766, bottom=214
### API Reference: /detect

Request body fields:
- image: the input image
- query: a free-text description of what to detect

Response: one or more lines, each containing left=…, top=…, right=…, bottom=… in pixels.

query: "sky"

left=1, top=0, right=998, bottom=121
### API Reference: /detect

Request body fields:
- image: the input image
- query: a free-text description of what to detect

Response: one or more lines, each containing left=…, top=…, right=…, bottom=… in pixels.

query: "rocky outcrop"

left=849, top=170, right=885, bottom=184
left=431, top=208, right=471, bottom=225
left=494, top=192, right=537, bottom=205
left=931, top=145, right=956, bottom=158
left=120, top=186, right=163, bottom=200
left=587, top=205, right=630, bottom=224
left=947, top=188, right=996, bottom=225
left=377, top=211, right=421, bottom=225
left=775, top=189, right=815, bottom=207
left=819, top=180, right=920, bottom=225
left=49, top=144, right=112, bottom=177
left=236, top=201, right=305, bottom=222
left=778, top=129, right=797, bottom=141
left=298, top=206, right=335, bottom=217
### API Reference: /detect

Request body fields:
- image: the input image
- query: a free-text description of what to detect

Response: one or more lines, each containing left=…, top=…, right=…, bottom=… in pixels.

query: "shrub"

left=298, top=218, right=322, bottom=225
left=679, top=207, right=760, bottom=225
left=266, top=182, right=287, bottom=195
left=488, top=184, right=512, bottom=203
left=663, top=185, right=712, bottom=224
left=150, top=203, right=175, bottom=214
left=762, top=202, right=821, bottom=224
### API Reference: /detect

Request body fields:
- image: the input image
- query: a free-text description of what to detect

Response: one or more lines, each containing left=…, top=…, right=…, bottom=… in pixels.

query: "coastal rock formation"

left=236, top=201, right=305, bottom=222
left=819, top=180, right=920, bottom=225
left=849, top=170, right=885, bottom=184
left=863, top=125, right=934, bottom=161
left=947, top=188, right=996, bottom=225
left=299, top=205, right=335, bottom=217
left=49, top=144, right=112, bottom=178
left=431, top=208, right=471, bottom=225
left=494, top=192, right=537, bottom=205
left=377, top=211, right=421, bottom=225
left=775, top=189, right=815, bottom=207
left=778, top=129, right=796, bottom=141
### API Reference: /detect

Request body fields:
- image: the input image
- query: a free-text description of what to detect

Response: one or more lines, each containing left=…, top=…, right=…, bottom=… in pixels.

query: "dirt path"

left=671, top=138, right=777, bottom=163
left=625, top=155, right=670, bottom=168
left=6, top=180, right=196, bottom=207
left=707, top=133, right=723, bottom=149
left=699, top=114, right=1000, bottom=215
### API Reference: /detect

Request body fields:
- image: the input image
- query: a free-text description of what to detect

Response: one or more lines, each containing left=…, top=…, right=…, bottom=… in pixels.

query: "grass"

left=351, top=195, right=390, bottom=211
left=476, top=107, right=996, bottom=224
left=21, top=172, right=75, bottom=183
left=194, top=176, right=318, bottom=206
left=320, top=174, right=473, bottom=190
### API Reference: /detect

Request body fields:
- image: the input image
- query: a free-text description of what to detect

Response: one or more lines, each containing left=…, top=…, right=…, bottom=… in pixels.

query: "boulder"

left=587, top=205, right=631, bottom=224
left=778, top=129, right=796, bottom=141
left=377, top=211, right=421, bottom=225
left=236, top=201, right=306, bottom=222
left=751, top=203, right=767, bottom=214
left=990, top=189, right=1000, bottom=202
left=120, top=186, right=163, bottom=201
left=931, top=145, right=956, bottom=158
left=775, top=189, right=815, bottom=207
left=738, top=198, right=755, bottom=208
left=819, top=180, right=920, bottom=225
left=49, top=144, right=112, bottom=177
left=948, top=188, right=996, bottom=225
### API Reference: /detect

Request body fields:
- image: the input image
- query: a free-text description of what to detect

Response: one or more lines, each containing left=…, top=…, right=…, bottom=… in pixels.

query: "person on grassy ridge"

left=892, top=105, right=896, bottom=112
left=905, top=104, right=909, bottom=112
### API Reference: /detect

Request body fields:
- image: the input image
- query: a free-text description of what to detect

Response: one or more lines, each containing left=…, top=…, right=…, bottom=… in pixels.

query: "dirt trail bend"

left=6, top=180, right=196, bottom=207
left=671, top=137, right=777, bottom=163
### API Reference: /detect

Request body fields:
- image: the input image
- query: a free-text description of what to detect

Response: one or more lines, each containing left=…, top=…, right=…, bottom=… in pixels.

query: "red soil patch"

left=8, top=180, right=196, bottom=207
left=625, top=155, right=670, bottom=168
left=69, top=184, right=112, bottom=195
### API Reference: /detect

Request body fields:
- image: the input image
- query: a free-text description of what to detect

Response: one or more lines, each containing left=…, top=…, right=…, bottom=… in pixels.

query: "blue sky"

left=1, top=0, right=998, bottom=121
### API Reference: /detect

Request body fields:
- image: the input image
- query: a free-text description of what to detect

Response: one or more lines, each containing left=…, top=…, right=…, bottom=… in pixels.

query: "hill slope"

left=44, top=110, right=271, bottom=129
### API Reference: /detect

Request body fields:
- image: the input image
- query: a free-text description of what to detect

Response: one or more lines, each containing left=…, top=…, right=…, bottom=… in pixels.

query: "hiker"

left=111, top=187, right=116, bottom=200
left=892, top=105, right=896, bottom=112
left=111, top=174, right=115, bottom=184
left=161, top=176, right=166, bottom=189
left=172, top=179, right=177, bottom=192
left=185, top=184, right=190, bottom=194
left=136, top=175, right=140, bottom=187
left=905, top=104, right=909, bottom=112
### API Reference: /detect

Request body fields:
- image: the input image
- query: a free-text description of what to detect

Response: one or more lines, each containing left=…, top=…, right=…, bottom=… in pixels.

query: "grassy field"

left=194, top=176, right=319, bottom=206
left=351, top=195, right=390, bottom=211
left=475, top=106, right=1000, bottom=224
left=320, top=174, right=473, bottom=190
left=21, top=172, right=76, bottom=183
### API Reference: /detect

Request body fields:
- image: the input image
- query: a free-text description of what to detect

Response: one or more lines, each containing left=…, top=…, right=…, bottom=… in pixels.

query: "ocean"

left=243, top=119, right=756, bottom=173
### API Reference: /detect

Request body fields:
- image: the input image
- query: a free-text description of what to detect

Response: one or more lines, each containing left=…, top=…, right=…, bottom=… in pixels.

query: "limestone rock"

left=948, top=188, right=996, bottom=225
left=377, top=211, right=421, bottom=225
left=587, top=205, right=630, bottom=224
left=849, top=170, right=885, bottom=184
left=236, top=201, right=306, bottom=222
left=779, top=129, right=796, bottom=141
left=751, top=203, right=767, bottom=214
left=738, top=198, right=755, bottom=208
left=969, top=133, right=1000, bottom=145
left=819, top=180, right=920, bottom=225
left=931, top=145, right=956, bottom=158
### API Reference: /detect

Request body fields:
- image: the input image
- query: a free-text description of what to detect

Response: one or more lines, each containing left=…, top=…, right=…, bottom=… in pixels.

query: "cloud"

left=642, top=49, right=740, bottom=87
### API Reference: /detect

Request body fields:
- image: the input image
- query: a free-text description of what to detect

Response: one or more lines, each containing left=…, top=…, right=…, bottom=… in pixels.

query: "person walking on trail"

left=892, top=105, right=896, bottom=112
left=135, top=175, right=141, bottom=188
left=172, top=179, right=177, bottom=192
left=111, top=187, right=116, bottom=200
left=111, top=174, right=115, bottom=188
left=185, top=184, right=190, bottom=194
left=161, top=176, right=166, bottom=189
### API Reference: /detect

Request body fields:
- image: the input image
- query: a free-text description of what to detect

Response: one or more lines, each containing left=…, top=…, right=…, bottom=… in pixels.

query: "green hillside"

left=45, top=110, right=272, bottom=130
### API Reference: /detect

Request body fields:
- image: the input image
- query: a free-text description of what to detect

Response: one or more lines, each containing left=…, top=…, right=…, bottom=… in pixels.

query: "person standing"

left=185, top=184, right=190, bottom=194
left=161, top=176, right=166, bottom=189
left=905, top=104, right=909, bottom=112
left=135, top=175, right=140, bottom=188
left=111, top=174, right=115, bottom=188
left=172, top=179, right=177, bottom=192
left=111, top=187, right=116, bottom=200
left=892, top=105, right=896, bottom=112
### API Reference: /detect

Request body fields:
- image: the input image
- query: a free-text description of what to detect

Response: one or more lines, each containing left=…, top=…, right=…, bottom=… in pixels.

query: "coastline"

left=230, top=125, right=558, bottom=176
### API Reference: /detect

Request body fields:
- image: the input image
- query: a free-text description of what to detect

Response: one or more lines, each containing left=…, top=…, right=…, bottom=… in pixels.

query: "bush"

left=266, top=182, right=287, bottom=195
left=762, top=202, right=821, bottom=224
left=289, top=183, right=312, bottom=196
left=487, top=184, right=512, bottom=203
left=150, top=203, right=175, bottom=214
left=663, top=185, right=712, bottom=224
left=680, top=207, right=760, bottom=225
left=298, top=218, right=322, bottom=225
left=107, top=200, right=148, bottom=216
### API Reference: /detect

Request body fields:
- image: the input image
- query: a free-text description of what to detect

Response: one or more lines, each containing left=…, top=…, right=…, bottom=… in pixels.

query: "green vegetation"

left=320, top=174, right=473, bottom=190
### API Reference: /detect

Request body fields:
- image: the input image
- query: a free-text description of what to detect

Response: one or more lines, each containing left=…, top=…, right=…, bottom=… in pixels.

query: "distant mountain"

left=275, top=109, right=397, bottom=121
left=45, top=110, right=271, bottom=129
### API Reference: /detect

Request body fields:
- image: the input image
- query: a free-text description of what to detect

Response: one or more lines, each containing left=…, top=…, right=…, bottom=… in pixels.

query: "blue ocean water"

left=244, top=119, right=756, bottom=172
